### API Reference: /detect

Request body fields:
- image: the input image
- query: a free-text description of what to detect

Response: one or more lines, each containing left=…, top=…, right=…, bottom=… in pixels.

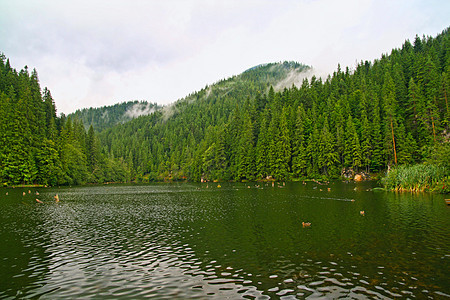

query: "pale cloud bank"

left=0, top=0, right=448, bottom=114
left=124, top=102, right=157, bottom=119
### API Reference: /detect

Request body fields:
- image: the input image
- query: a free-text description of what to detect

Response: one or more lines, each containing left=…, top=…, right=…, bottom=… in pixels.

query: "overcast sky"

left=1, top=0, right=449, bottom=114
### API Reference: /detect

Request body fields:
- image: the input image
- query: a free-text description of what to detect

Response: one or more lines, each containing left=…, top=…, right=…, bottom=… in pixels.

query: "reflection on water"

left=0, top=182, right=449, bottom=299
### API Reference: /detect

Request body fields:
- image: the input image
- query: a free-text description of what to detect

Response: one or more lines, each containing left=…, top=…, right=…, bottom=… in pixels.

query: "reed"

left=381, top=164, right=449, bottom=193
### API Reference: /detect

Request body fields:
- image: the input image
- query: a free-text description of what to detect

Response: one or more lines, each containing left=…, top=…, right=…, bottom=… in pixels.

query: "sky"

left=0, top=0, right=449, bottom=114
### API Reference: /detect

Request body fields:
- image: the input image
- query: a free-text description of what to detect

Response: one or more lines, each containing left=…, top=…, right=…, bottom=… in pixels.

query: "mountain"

left=1, top=28, right=448, bottom=186
left=97, top=29, right=449, bottom=182
left=180, top=61, right=311, bottom=104
left=68, top=61, right=310, bottom=132
left=69, top=100, right=160, bottom=132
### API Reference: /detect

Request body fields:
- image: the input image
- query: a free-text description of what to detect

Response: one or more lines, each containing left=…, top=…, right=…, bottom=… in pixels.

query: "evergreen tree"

left=382, top=71, right=398, bottom=165
left=256, top=110, right=271, bottom=179
left=318, top=117, right=338, bottom=176
left=344, top=115, right=362, bottom=170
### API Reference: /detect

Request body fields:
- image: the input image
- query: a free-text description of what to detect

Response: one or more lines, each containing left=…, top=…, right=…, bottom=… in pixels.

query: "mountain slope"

left=98, top=29, right=449, bottom=182
left=69, top=61, right=310, bottom=132
left=97, top=61, right=312, bottom=179
left=2, top=28, right=448, bottom=186
left=69, top=100, right=160, bottom=132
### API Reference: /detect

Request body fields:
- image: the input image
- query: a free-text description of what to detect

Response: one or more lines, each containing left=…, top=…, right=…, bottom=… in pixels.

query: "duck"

left=54, top=194, right=59, bottom=203
left=302, top=222, right=311, bottom=227
left=360, top=211, right=365, bottom=216
left=35, top=191, right=39, bottom=195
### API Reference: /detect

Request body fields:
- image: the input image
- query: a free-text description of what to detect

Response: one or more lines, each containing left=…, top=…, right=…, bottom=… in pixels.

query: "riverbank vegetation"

left=381, top=143, right=449, bottom=192
left=1, top=28, right=449, bottom=187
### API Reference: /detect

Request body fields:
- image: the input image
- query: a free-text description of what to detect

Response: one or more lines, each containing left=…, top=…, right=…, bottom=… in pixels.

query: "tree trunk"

left=391, top=119, right=397, bottom=165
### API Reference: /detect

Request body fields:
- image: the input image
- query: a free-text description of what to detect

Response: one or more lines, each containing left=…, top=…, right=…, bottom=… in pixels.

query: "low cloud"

left=124, top=102, right=157, bottom=119
left=274, top=67, right=314, bottom=91
left=1, top=0, right=449, bottom=114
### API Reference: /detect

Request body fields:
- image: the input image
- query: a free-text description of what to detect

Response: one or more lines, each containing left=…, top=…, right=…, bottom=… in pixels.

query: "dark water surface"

left=1, top=182, right=449, bottom=299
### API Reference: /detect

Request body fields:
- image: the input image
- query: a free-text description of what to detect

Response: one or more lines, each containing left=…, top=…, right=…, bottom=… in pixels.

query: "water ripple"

left=0, top=183, right=449, bottom=298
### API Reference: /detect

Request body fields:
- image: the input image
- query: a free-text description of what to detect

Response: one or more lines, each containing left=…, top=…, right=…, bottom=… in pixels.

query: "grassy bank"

left=381, top=163, right=449, bottom=193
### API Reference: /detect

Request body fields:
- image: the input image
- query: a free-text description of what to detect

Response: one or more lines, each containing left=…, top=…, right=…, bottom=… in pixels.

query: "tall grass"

left=381, top=163, right=449, bottom=193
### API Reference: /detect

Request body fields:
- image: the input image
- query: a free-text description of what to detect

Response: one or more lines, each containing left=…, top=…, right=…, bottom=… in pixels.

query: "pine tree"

left=237, top=113, right=255, bottom=180
left=318, top=117, right=338, bottom=176
left=256, top=110, right=270, bottom=179
left=86, top=125, right=101, bottom=174
left=305, top=125, right=319, bottom=177
left=360, top=107, right=372, bottom=172
left=291, top=105, right=307, bottom=178
left=382, top=71, right=398, bottom=165
left=275, top=107, right=291, bottom=179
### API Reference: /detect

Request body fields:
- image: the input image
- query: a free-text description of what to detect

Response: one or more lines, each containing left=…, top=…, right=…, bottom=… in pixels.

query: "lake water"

left=1, top=182, right=449, bottom=299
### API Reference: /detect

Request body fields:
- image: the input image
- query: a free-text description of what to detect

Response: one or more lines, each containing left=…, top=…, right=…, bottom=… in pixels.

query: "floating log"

left=36, top=199, right=43, bottom=204
left=302, top=222, right=311, bottom=227
left=445, top=199, right=450, bottom=205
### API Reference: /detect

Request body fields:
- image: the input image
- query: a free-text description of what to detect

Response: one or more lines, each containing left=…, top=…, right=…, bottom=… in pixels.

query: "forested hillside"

left=1, top=29, right=449, bottom=186
left=69, top=101, right=160, bottom=132
left=0, top=56, right=129, bottom=185
left=98, top=61, right=311, bottom=180
left=98, top=29, right=449, bottom=182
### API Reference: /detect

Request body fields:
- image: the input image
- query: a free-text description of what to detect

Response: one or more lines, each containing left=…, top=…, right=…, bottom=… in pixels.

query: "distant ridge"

left=71, top=61, right=311, bottom=131
left=69, top=100, right=160, bottom=131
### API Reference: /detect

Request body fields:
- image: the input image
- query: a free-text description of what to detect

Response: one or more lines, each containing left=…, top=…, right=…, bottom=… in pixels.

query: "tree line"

left=99, top=29, right=449, bottom=182
left=1, top=28, right=448, bottom=185
left=0, top=56, right=129, bottom=185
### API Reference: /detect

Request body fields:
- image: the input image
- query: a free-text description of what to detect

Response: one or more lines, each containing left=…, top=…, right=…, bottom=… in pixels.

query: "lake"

left=0, top=182, right=449, bottom=299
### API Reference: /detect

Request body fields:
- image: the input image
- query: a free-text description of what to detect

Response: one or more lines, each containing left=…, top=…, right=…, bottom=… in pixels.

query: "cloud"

left=124, top=102, right=156, bottom=119
left=0, top=0, right=449, bottom=114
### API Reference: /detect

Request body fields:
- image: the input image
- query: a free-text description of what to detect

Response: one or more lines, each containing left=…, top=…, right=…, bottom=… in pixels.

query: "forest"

left=0, top=58, right=129, bottom=185
left=0, top=28, right=449, bottom=189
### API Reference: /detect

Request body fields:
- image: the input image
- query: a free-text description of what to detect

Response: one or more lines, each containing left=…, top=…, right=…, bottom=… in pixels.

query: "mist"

left=124, top=102, right=157, bottom=119
left=1, top=0, right=448, bottom=113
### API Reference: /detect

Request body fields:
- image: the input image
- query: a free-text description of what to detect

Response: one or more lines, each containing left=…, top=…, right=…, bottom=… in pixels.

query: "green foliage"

left=381, top=163, right=449, bottom=193
left=95, top=29, right=449, bottom=182
left=0, top=54, right=129, bottom=185
left=1, top=28, right=449, bottom=186
left=69, top=101, right=160, bottom=132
